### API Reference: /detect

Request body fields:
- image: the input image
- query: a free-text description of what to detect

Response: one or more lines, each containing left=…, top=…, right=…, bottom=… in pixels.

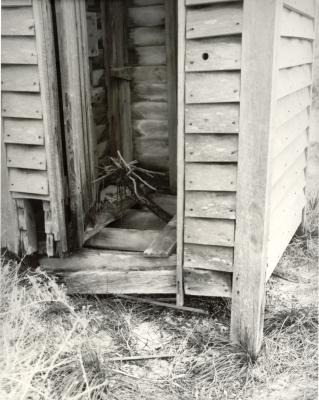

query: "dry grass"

left=0, top=193, right=318, bottom=399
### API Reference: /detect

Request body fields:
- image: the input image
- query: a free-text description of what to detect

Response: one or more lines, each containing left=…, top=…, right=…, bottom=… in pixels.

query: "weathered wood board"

left=184, top=243, right=233, bottom=272
left=129, top=6, right=165, bottom=27
left=134, top=138, right=169, bottom=169
left=186, top=3, right=243, bottom=39
left=185, top=36, right=241, bottom=71
left=185, top=191, right=236, bottom=219
left=184, top=217, right=235, bottom=246
left=6, top=144, right=46, bottom=170
left=184, top=268, right=232, bottom=297
left=281, top=6, right=315, bottom=39
left=283, top=0, right=316, bottom=19
left=133, top=119, right=168, bottom=138
left=185, top=163, right=237, bottom=191
left=185, top=104, right=239, bottom=133
left=144, top=216, right=176, bottom=257
left=1, top=65, right=40, bottom=92
left=2, top=92, right=42, bottom=119
left=3, top=118, right=44, bottom=145
left=277, top=64, right=312, bottom=99
left=129, top=27, right=165, bottom=46
left=1, top=0, right=32, bottom=5
left=1, top=6, right=35, bottom=36
left=132, top=101, right=168, bottom=120
left=132, top=82, right=168, bottom=102
left=9, top=169, right=49, bottom=195
left=279, top=38, right=313, bottom=68
left=129, top=45, right=166, bottom=65
left=185, top=134, right=238, bottom=162
left=1, top=36, right=37, bottom=64
left=185, top=72, right=240, bottom=103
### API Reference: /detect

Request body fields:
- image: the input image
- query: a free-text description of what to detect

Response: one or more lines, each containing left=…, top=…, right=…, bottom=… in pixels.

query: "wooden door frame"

left=54, top=0, right=96, bottom=249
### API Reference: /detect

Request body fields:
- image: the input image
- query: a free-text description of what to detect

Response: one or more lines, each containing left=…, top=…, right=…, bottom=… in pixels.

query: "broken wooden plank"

left=184, top=243, right=233, bottom=272
left=84, top=197, right=136, bottom=243
left=144, top=215, right=176, bottom=258
left=85, top=227, right=159, bottom=252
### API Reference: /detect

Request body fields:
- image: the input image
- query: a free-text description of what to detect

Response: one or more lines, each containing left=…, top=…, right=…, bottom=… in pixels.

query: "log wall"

left=267, top=0, right=316, bottom=278
left=181, top=0, right=243, bottom=297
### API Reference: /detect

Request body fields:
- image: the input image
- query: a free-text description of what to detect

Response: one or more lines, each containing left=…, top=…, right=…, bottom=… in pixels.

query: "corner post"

left=230, top=0, right=282, bottom=357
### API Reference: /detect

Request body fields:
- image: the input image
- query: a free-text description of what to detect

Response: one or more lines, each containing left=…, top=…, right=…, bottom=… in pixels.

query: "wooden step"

left=144, top=215, right=176, bottom=257
left=85, top=227, right=160, bottom=252
left=39, top=249, right=176, bottom=294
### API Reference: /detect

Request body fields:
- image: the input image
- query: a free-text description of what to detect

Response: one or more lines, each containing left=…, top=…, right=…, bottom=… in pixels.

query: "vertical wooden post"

left=176, top=0, right=186, bottom=306
left=230, top=0, right=282, bottom=358
left=165, top=0, right=177, bottom=194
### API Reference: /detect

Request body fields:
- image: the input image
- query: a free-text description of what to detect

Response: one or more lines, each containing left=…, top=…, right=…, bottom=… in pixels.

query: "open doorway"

left=57, top=0, right=178, bottom=258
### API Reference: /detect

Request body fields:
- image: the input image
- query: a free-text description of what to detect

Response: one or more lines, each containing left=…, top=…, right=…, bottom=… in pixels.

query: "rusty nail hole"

left=190, top=61, right=194, bottom=64
left=237, top=290, right=240, bottom=294
left=202, top=52, right=209, bottom=60
left=236, top=22, right=240, bottom=25
left=189, top=122, right=193, bottom=125
left=232, top=121, right=236, bottom=125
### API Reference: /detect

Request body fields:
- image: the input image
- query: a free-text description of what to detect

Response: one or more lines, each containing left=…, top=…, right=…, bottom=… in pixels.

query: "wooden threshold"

left=144, top=215, right=176, bottom=258
left=39, top=249, right=176, bottom=294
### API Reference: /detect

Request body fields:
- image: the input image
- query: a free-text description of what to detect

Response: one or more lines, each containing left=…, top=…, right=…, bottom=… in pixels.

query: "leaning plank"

left=278, top=38, right=313, bottom=69
left=273, top=108, right=309, bottom=157
left=185, top=163, right=237, bottom=191
left=185, top=72, right=240, bottom=103
left=275, top=86, right=311, bottom=127
left=3, top=118, right=44, bottom=145
left=184, top=217, right=235, bottom=246
left=281, top=7, right=315, bottom=39
left=283, top=0, right=316, bottom=19
left=277, top=64, right=312, bottom=99
left=144, top=215, right=176, bottom=257
left=186, top=3, right=243, bottom=39
left=185, top=191, right=236, bottom=219
left=184, top=268, right=232, bottom=297
left=128, top=6, right=165, bottom=27
left=1, top=6, right=35, bottom=36
left=184, top=243, right=233, bottom=272
left=185, top=36, right=241, bottom=72
left=1, top=37, right=37, bottom=64
left=1, top=65, right=40, bottom=92
left=149, top=193, right=176, bottom=215
left=2, top=93, right=42, bottom=119
left=6, top=144, right=47, bottom=170
left=85, top=228, right=159, bottom=251
left=185, top=134, right=238, bottom=162
left=185, top=104, right=239, bottom=133
left=84, top=198, right=136, bottom=242
left=129, top=27, right=165, bottom=47
left=9, top=169, right=49, bottom=195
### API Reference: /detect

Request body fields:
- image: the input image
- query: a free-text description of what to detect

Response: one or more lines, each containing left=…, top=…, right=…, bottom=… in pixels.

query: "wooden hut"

left=1, top=0, right=317, bottom=356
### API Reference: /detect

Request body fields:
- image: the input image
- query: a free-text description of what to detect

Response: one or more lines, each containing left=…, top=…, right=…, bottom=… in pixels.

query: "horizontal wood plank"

left=275, top=86, right=311, bottom=127
left=185, top=72, right=240, bottom=103
left=185, top=134, right=238, bottom=162
left=1, top=0, right=32, bottom=5
left=184, top=217, right=235, bottom=246
left=283, top=0, right=316, bottom=19
left=133, top=119, right=168, bottom=138
left=3, top=118, right=44, bottom=145
left=1, top=65, right=40, bottom=92
left=132, top=101, right=168, bottom=120
left=144, top=216, right=176, bottom=257
left=85, top=228, right=159, bottom=251
left=132, top=65, right=167, bottom=81
left=129, top=45, right=166, bottom=66
left=186, top=0, right=241, bottom=4
left=2, top=92, right=42, bottom=119
left=128, top=6, right=165, bottom=27
left=271, top=152, right=306, bottom=211
left=277, top=64, right=312, bottom=99
left=271, top=132, right=308, bottom=185
left=1, top=36, right=37, bottom=64
left=186, top=3, right=243, bottom=39
left=129, top=27, right=165, bottom=47
left=131, top=0, right=164, bottom=6
left=132, top=82, right=168, bottom=101
left=184, top=243, right=233, bottom=271
left=185, top=103, right=239, bottom=133
left=185, top=191, right=236, bottom=219
left=134, top=138, right=169, bottom=170
left=184, top=268, right=232, bottom=297
left=9, top=169, right=49, bottom=194
left=185, top=163, right=237, bottom=191
left=281, top=6, right=315, bottom=39
left=185, top=36, right=241, bottom=71
left=273, top=108, right=309, bottom=157
left=279, top=38, right=313, bottom=68
left=6, top=144, right=46, bottom=170
left=1, top=6, right=35, bottom=35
